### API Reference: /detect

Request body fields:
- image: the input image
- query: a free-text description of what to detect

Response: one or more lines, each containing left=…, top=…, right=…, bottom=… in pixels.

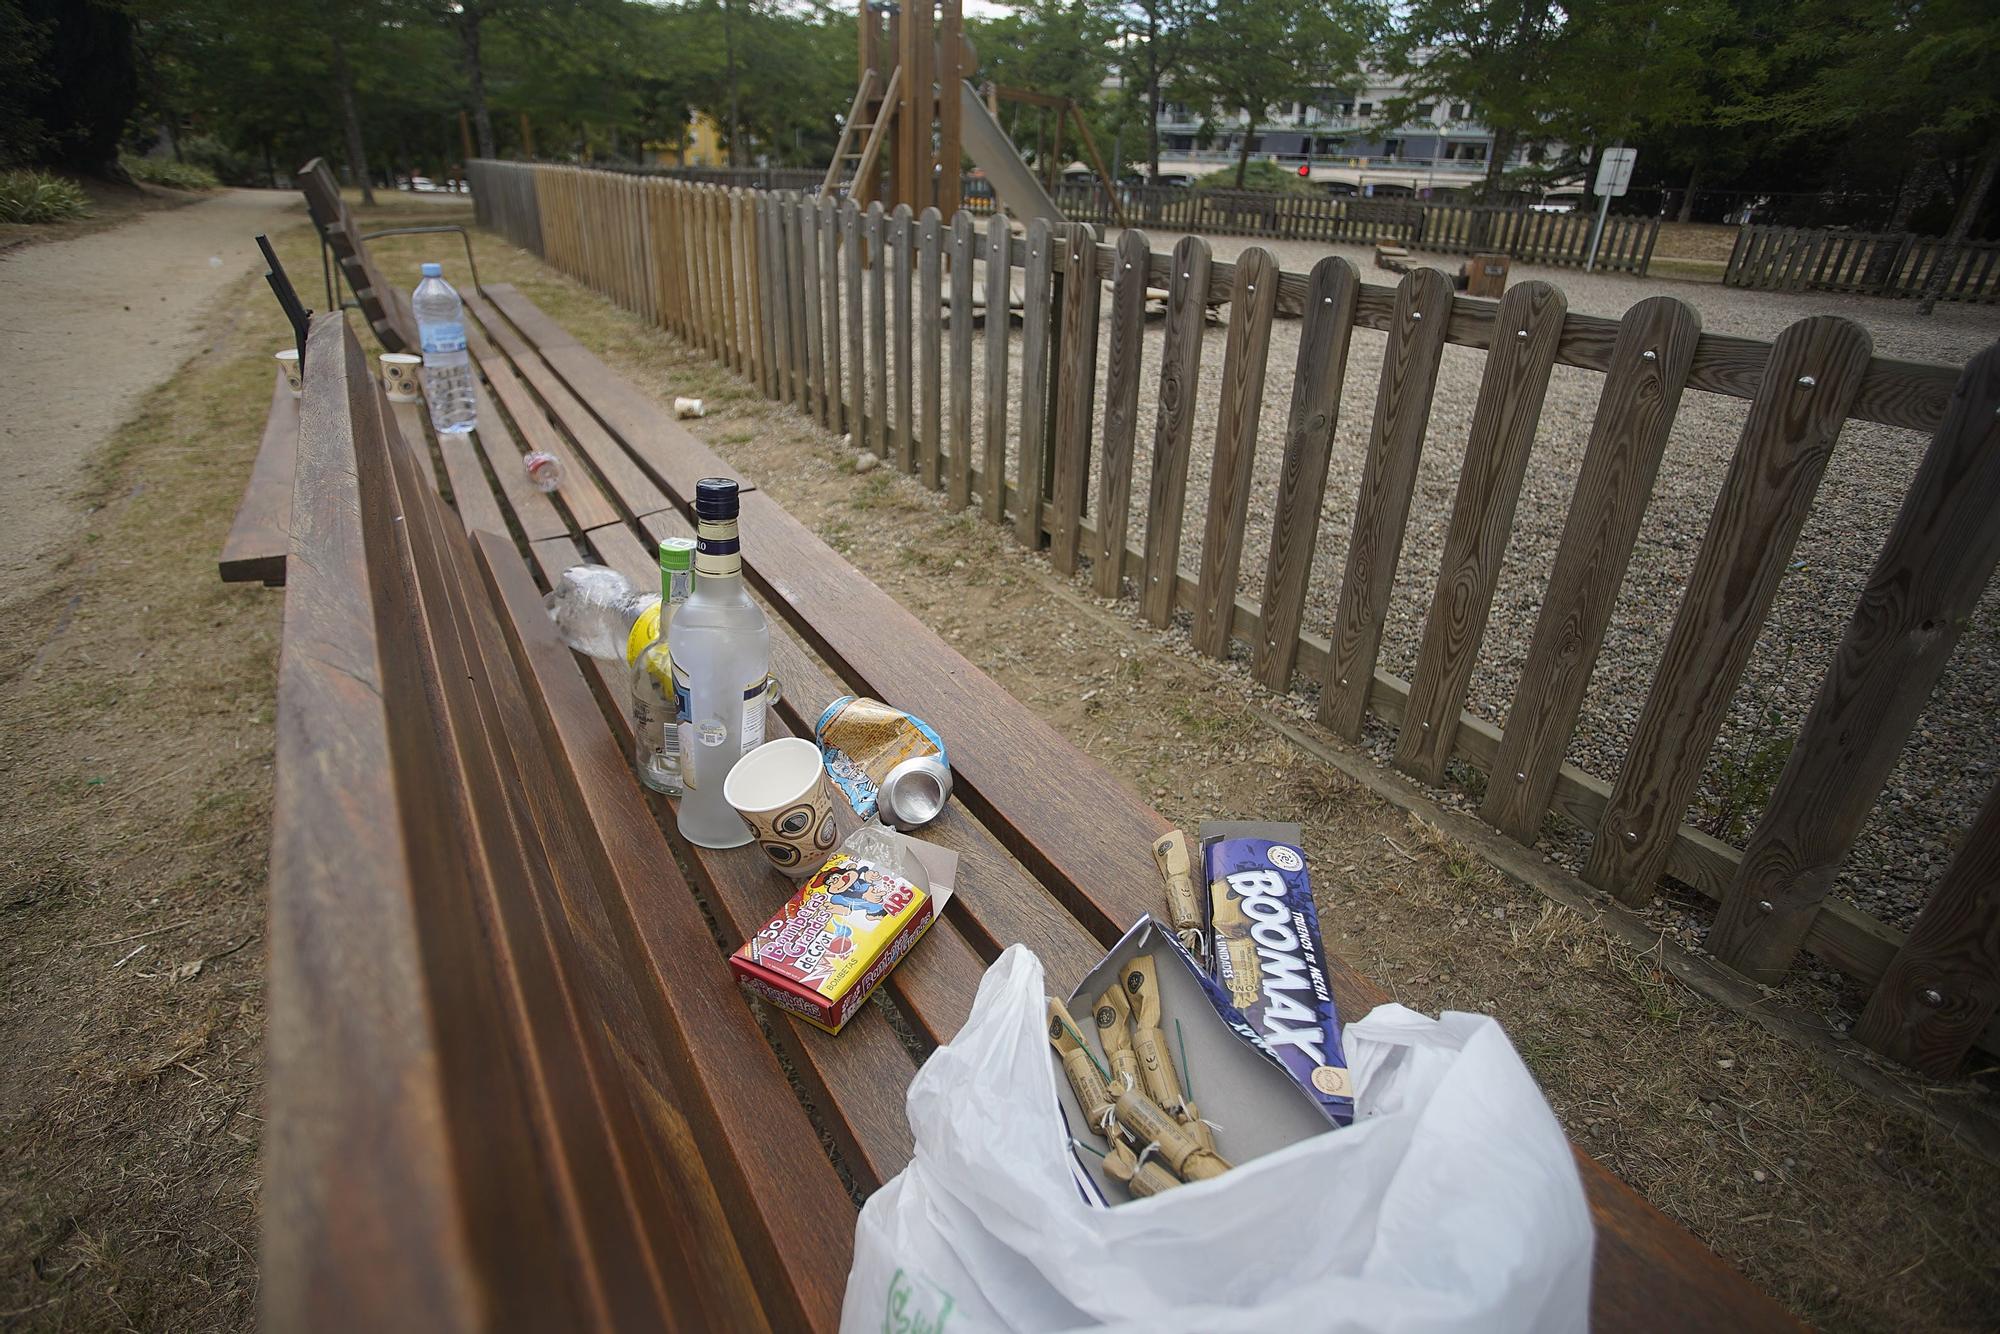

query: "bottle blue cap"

left=421, top=262, right=442, bottom=277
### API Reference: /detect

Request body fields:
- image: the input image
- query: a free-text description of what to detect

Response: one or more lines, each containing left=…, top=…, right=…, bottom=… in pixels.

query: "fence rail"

left=1725, top=225, right=2000, bottom=303
left=1052, top=183, right=1661, bottom=274
left=466, top=158, right=2000, bottom=1077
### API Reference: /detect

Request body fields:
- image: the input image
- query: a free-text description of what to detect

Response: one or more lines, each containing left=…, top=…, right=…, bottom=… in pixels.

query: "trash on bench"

left=522, top=449, right=563, bottom=492
left=816, top=695, right=952, bottom=830
left=730, top=825, right=958, bottom=1033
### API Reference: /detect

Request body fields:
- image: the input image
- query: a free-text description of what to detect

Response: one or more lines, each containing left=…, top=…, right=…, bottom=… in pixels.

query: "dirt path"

left=0, top=188, right=303, bottom=588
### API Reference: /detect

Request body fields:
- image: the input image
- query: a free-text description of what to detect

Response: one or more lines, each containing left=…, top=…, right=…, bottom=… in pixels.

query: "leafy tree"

left=1183, top=0, right=1379, bottom=188
left=1379, top=0, right=1567, bottom=199
left=1110, top=0, right=1198, bottom=181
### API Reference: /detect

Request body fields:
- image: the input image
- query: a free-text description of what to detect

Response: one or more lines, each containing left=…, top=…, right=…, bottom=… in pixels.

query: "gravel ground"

left=927, top=235, right=2000, bottom=933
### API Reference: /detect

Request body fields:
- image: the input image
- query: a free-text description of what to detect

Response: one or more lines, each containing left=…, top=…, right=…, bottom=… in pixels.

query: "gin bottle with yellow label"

left=629, top=537, right=696, bottom=795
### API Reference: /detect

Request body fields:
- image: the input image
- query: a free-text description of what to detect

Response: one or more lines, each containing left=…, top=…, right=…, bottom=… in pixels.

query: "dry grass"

left=0, top=202, right=437, bottom=1333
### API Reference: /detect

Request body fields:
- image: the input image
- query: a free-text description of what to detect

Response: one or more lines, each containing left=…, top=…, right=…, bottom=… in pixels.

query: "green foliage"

left=1182, top=0, right=1380, bottom=186
left=121, top=153, right=220, bottom=189
left=0, top=166, right=90, bottom=222
left=1192, top=159, right=1314, bottom=192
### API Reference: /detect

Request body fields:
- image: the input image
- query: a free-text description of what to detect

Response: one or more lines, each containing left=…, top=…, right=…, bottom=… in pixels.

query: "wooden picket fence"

left=1050, top=182, right=1661, bottom=274
left=1725, top=225, right=2000, bottom=303
left=466, top=158, right=2000, bottom=1078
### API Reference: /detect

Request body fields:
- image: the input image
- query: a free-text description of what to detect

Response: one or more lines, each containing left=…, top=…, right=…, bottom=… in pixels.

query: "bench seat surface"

left=265, top=285, right=1803, bottom=1334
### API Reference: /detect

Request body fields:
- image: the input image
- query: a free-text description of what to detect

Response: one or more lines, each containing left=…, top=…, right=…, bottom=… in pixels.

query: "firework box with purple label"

left=1201, top=821, right=1353, bottom=1124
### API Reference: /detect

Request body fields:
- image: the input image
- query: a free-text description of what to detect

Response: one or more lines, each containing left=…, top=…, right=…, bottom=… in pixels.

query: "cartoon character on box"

left=830, top=866, right=918, bottom=919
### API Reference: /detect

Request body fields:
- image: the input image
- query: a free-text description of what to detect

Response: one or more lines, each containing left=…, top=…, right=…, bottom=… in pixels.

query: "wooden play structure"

left=820, top=0, right=1120, bottom=226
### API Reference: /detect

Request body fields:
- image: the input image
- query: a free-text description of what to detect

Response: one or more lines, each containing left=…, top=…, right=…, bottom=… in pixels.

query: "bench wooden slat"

left=462, top=317, right=621, bottom=533
left=466, top=375, right=573, bottom=541
left=463, top=523, right=859, bottom=1331
left=463, top=288, right=673, bottom=521
left=525, top=524, right=926, bottom=1190
left=389, top=397, right=507, bottom=541
left=299, top=158, right=415, bottom=352
left=375, top=408, right=700, bottom=1331
left=218, top=368, right=298, bottom=584
left=269, top=315, right=588, bottom=1330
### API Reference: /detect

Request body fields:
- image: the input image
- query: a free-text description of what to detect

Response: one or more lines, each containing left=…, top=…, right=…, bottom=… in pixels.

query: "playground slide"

left=958, top=81, right=1066, bottom=226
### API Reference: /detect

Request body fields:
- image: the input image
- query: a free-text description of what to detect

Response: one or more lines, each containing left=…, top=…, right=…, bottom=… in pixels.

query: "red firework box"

left=729, top=837, right=958, bottom=1034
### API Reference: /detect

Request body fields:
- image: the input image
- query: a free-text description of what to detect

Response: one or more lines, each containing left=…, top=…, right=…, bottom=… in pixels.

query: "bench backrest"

left=262, top=311, right=855, bottom=1331
left=297, top=158, right=418, bottom=352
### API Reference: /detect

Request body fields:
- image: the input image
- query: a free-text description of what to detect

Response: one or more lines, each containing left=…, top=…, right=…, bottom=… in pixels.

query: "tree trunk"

left=458, top=8, right=496, bottom=160
left=722, top=0, right=742, bottom=167
left=1234, top=110, right=1256, bottom=188
left=1888, top=155, right=1943, bottom=232
left=329, top=30, right=375, bottom=206
left=1145, top=16, right=1161, bottom=183
left=1482, top=124, right=1514, bottom=201
left=1676, top=160, right=1701, bottom=223
left=1917, top=131, right=2000, bottom=316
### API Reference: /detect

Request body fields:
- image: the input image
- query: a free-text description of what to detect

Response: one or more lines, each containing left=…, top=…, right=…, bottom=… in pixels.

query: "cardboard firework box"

left=1202, top=821, right=1354, bottom=1124
left=729, top=844, right=956, bottom=1034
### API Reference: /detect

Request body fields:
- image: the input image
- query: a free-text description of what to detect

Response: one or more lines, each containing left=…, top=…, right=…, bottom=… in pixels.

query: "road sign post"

left=1585, top=145, right=1637, bottom=273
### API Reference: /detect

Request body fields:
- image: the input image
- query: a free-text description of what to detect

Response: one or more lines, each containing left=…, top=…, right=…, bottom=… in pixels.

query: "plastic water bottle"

left=543, top=565, right=657, bottom=661
left=412, top=262, right=477, bottom=434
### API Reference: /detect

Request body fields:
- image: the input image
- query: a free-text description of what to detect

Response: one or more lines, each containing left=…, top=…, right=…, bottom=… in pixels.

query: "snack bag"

left=814, top=696, right=947, bottom=824
left=1203, top=824, right=1353, bottom=1124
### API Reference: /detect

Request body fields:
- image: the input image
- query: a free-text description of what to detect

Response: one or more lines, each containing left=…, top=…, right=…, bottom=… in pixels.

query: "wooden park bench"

left=220, top=160, right=470, bottom=585
left=258, top=269, right=1805, bottom=1328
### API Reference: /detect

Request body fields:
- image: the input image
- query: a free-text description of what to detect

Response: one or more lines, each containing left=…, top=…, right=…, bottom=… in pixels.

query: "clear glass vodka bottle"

left=670, top=479, right=770, bottom=848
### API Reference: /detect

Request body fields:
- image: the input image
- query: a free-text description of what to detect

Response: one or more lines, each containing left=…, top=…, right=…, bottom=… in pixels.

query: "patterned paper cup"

left=379, top=352, right=423, bottom=402
left=724, top=737, right=843, bottom=879
left=275, top=348, right=302, bottom=398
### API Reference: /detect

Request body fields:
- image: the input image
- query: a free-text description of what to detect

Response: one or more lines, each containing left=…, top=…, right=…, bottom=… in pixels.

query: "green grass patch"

left=0, top=168, right=89, bottom=223
left=121, top=155, right=221, bottom=191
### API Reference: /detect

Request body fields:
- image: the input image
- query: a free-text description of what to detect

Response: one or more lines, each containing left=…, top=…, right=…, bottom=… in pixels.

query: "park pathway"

left=0, top=188, right=304, bottom=586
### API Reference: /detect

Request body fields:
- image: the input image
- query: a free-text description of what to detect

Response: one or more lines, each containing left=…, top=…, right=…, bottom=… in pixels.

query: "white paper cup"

left=724, top=737, right=843, bottom=879
left=675, top=396, right=706, bottom=419
left=275, top=348, right=302, bottom=398
left=379, top=352, right=423, bottom=402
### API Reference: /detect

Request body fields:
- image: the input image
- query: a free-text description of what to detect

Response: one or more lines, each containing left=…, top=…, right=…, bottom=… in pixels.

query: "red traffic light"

left=1298, top=163, right=1310, bottom=177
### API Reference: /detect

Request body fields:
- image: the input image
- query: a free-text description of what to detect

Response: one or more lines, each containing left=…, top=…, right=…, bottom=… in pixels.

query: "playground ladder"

left=821, top=68, right=899, bottom=202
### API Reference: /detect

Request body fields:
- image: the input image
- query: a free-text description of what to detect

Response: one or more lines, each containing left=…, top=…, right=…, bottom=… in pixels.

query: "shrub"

left=181, top=135, right=261, bottom=187
left=1194, top=159, right=1317, bottom=194
left=0, top=168, right=89, bottom=223
left=122, top=154, right=221, bottom=191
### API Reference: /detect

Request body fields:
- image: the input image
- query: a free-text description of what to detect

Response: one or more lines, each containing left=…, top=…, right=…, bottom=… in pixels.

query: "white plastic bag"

left=841, top=945, right=1592, bottom=1333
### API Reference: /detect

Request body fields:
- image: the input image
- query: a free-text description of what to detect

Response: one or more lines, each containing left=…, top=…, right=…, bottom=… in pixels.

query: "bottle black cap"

left=695, top=476, right=739, bottom=520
